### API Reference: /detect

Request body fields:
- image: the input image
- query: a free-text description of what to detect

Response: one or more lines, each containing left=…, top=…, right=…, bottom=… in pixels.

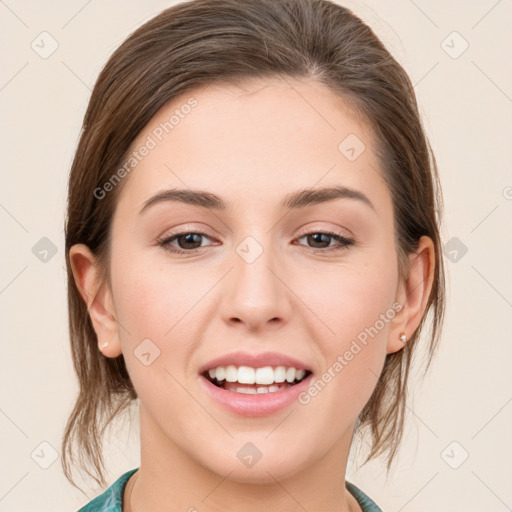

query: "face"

left=76, top=77, right=417, bottom=484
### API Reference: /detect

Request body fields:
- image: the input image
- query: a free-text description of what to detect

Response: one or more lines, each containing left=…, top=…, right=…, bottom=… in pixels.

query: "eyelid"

left=295, top=224, right=352, bottom=238
left=157, top=223, right=216, bottom=239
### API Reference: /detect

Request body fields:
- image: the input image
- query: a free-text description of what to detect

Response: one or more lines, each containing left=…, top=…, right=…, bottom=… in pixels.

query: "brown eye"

left=296, top=231, right=354, bottom=252
left=306, top=233, right=332, bottom=249
left=173, top=233, right=204, bottom=250
left=158, top=231, right=213, bottom=254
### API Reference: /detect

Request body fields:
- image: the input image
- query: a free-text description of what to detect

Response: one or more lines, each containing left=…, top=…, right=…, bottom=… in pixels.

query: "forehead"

left=115, top=77, right=389, bottom=217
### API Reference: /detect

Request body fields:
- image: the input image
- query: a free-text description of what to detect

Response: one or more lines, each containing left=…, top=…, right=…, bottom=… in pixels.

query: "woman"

left=62, top=0, right=445, bottom=510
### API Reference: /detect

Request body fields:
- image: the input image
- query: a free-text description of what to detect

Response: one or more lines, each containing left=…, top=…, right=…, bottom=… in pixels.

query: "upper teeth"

left=208, top=365, right=306, bottom=385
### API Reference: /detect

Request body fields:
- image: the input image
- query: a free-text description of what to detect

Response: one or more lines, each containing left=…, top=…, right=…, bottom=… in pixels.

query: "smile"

left=203, top=365, right=311, bottom=394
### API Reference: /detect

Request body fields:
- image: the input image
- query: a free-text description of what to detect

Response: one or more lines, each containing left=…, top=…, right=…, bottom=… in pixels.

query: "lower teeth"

left=216, top=380, right=299, bottom=394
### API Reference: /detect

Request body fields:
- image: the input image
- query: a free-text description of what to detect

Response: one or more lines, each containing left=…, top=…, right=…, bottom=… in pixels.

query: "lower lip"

left=199, top=373, right=314, bottom=417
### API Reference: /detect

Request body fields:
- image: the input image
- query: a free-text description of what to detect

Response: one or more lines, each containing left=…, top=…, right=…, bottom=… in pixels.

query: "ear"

left=68, top=243, right=122, bottom=358
left=387, top=235, right=435, bottom=354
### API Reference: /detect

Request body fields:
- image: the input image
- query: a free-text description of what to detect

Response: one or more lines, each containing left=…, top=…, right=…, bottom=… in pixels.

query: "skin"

left=70, top=77, right=434, bottom=512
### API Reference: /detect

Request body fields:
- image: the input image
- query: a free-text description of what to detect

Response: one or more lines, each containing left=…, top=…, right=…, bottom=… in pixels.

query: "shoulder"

left=76, top=468, right=139, bottom=512
left=346, top=480, right=383, bottom=512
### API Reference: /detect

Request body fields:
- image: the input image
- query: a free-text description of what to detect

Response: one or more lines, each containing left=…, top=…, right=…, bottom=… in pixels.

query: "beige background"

left=1, top=1, right=511, bottom=510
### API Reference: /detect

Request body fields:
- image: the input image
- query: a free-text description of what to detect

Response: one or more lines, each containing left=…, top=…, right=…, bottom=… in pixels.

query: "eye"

left=295, top=231, right=354, bottom=253
left=157, top=230, right=354, bottom=255
left=157, top=231, right=214, bottom=254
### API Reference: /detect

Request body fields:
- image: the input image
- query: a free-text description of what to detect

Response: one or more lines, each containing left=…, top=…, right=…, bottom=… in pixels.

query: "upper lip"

left=199, top=351, right=312, bottom=374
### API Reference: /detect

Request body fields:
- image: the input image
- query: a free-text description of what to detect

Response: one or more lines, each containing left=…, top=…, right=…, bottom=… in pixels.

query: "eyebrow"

left=139, top=185, right=376, bottom=215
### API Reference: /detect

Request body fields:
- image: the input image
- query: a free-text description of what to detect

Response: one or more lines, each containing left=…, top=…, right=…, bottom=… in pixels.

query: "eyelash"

left=156, top=230, right=354, bottom=255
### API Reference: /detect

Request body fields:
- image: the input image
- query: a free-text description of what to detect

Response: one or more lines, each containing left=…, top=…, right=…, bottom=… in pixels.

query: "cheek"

left=110, top=251, right=213, bottom=396
left=111, top=249, right=203, bottom=340
left=110, top=255, right=198, bottom=411
left=297, top=257, right=397, bottom=342
left=282, top=260, right=399, bottom=457
left=293, top=254, right=398, bottom=408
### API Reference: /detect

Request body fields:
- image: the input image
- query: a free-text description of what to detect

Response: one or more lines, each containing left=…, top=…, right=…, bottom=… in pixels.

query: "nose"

left=219, top=234, right=293, bottom=332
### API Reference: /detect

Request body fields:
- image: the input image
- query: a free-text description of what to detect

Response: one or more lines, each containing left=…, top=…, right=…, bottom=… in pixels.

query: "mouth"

left=201, top=365, right=313, bottom=394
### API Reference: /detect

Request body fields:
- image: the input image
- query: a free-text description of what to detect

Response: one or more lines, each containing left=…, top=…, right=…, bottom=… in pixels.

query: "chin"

left=199, top=447, right=310, bottom=485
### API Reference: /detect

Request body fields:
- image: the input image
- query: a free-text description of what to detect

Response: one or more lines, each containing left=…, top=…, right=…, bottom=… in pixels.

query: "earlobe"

left=68, top=244, right=122, bottom=357
left=387, top=236, right=435, bottom=354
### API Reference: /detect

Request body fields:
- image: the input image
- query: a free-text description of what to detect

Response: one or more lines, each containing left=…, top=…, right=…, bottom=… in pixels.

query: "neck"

left=126, top=404, right=361, bottom=512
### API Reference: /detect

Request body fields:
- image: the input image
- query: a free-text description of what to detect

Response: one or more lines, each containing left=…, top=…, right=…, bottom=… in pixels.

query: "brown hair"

left=62, top=0, right=445, bottom=491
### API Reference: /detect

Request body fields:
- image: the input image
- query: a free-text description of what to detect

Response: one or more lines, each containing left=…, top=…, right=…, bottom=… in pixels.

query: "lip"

left=199, top=371, right=314, bottom=417
left=198, top=351, right=312, bottom=374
